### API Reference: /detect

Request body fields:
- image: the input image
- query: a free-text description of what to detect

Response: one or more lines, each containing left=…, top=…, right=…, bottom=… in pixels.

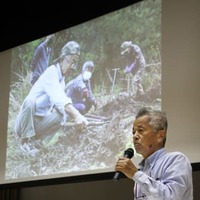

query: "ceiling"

left=0, top=0, right=142, bottom=52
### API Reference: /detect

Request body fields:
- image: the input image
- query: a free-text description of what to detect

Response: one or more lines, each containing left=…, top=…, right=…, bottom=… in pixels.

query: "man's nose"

left=133, top=131, right=139, bottom=138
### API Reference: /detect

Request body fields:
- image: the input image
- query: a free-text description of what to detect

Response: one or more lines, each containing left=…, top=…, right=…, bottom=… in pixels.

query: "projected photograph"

left=6, top=0, right=161, bottom=183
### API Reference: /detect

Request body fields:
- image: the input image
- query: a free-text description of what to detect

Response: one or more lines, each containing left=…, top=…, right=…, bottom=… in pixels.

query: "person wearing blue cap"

left=120, top=41, right=146, bottom=96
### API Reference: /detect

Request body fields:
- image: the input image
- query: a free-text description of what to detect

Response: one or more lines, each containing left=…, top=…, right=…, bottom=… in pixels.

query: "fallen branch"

left=64, top=121, right=109, bottom=127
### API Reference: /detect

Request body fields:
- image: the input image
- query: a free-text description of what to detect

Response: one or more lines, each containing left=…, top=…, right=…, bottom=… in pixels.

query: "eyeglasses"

left=64, top=55, right=79, bottom=70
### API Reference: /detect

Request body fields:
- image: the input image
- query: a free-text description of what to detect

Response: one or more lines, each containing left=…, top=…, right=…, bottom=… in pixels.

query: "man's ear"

left=158, top=130, right=166, bottom=143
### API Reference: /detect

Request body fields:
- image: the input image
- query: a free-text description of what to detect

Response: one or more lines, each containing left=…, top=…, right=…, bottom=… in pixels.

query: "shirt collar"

left=139, top=148, right=165, bottom=170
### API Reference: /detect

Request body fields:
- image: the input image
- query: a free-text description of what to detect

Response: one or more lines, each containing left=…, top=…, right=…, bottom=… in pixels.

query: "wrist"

left=132, top=169, right=139, bottom=180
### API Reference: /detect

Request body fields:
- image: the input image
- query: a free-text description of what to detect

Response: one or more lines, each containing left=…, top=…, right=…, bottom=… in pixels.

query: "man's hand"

left=115, top=157, right=138, bottom=179
left=65, top=103, right=89, bottom=130
left=74, top=113, right=89, bottom=130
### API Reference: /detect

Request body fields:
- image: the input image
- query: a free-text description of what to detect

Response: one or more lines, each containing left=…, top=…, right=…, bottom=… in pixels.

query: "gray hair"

left=135, top=107, right=168, bottom=146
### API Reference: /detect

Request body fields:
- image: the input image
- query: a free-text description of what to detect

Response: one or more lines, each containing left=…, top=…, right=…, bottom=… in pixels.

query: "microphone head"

left=124, top=148, right=134, bottom=158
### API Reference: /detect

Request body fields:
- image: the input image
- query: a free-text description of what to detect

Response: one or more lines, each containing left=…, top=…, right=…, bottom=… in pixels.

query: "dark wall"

left=0, top=0, right=141, bottom=52
left=19, top=171, right=200, bottom=200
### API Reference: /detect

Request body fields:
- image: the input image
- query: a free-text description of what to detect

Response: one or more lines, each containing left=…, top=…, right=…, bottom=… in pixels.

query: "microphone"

left=113, top=148, right=134, bottom=181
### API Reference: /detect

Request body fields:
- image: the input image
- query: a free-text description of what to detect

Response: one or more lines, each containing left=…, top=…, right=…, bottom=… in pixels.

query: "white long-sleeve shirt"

left=26, top=63, right=72, bottom=123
